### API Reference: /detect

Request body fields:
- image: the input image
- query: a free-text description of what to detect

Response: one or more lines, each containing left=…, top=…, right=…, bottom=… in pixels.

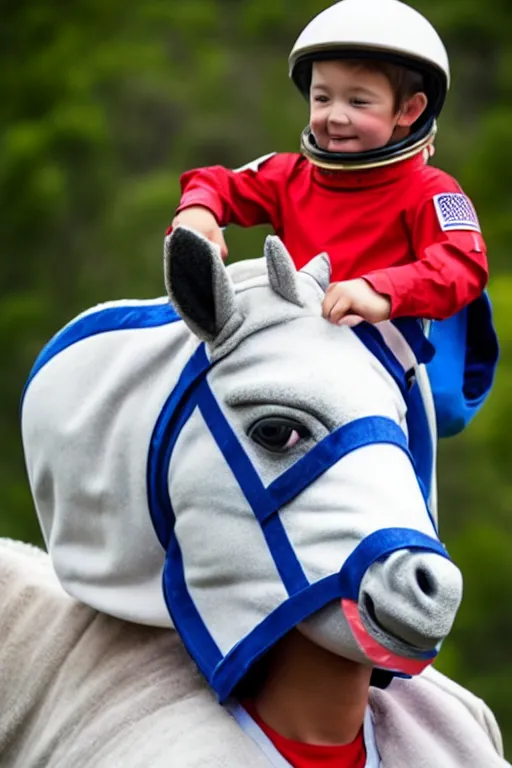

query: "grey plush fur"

left=16, top=227, right=509, bottom=765
left=22, top=227, right=458, bottom=674
left=164, top=227, right=243, bottom=343
left=265, top=236, right=305, bottom=307
left=300, top=251, right=332, bottom=293
left=0, top=540, right=507, bottom=768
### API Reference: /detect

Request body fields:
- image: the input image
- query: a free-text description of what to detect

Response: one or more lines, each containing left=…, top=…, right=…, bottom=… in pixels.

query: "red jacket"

left=175, top=152, right=488, bottom=319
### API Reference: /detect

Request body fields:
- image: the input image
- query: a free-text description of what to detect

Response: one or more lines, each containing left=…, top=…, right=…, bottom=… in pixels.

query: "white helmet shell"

left=289, top=0, right=450, bottom=107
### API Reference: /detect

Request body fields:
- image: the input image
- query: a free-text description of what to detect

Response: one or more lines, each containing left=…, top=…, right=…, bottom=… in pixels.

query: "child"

left=171, top=0, right=487, bottom=323
left=170, top=0, right=497, bottom=437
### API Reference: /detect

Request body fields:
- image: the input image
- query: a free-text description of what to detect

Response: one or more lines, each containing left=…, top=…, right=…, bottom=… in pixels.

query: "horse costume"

left=0, top=538, right=506, bottom=767
left=7, top=228, right=507, bottom=766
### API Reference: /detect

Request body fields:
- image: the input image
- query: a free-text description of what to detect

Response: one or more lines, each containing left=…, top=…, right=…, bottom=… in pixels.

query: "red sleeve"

left=363, top=186, right=489, bottom=320
left=174, top=153, right=287, bottom=232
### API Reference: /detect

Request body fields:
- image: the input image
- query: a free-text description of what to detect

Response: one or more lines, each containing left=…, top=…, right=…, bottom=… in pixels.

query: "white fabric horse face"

left=21, top=227, right=462, bottom=702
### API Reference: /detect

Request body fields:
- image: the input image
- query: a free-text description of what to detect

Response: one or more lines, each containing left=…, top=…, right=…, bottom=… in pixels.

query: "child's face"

left=310, top=60, right=402, bottom=154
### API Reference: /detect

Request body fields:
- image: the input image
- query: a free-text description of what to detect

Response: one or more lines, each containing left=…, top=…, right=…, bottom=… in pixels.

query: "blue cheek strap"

left=148, top=343, right=443, bottom=598
left=146, top=341, right=449, bottom=699
left=198, top=383, right=412, bottom=524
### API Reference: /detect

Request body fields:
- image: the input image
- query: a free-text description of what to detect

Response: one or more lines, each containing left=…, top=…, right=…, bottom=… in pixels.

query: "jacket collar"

left=311, top=153, right=426, bottom=191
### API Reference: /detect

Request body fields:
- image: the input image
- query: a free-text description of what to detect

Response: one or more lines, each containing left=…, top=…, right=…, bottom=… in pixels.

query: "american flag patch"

left=433, top=193, right=481, bottom=233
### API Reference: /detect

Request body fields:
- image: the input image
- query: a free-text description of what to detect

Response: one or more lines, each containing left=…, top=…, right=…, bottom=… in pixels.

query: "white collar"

left=225, top=700, right=381, bottom=768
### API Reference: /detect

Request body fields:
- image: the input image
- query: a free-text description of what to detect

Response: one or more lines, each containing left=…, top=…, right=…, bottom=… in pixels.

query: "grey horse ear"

left=300, top=252, right=332, bottom=293
left=265, top=236, right=303, bottom=307
left=164, top=227, right=242, bottom=342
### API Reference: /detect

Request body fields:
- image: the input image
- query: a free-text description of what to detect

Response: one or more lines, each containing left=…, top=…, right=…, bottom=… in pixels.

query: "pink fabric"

left=342, top=599, right=434, bottom=676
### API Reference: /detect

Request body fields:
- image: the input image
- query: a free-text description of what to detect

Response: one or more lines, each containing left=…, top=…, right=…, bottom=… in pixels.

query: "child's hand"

left=322, top=279, right=391, bottom=326
left=171, top=206, right=228, bottom=260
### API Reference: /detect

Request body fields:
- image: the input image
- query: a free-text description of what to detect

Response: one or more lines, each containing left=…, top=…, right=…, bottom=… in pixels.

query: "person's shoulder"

left=404, top=161, right=482, bottom=225
left=0, top=537, right=90, bottom=618
left=413, top=161, right=465, bottom=196
left=388, top=666, right=505, bottom=758
left=231, top=153, right=309, bottom=199
left=0, top=537, right=57, bottom=591
left=233, top=152, right=302, bottom=173
left=419, top=667, right=504, bottom=754
left=263, top=151, right=304, bottom=170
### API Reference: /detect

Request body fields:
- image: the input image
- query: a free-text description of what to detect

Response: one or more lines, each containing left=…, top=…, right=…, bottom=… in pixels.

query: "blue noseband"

left=147, top=338, right=448, bottom=699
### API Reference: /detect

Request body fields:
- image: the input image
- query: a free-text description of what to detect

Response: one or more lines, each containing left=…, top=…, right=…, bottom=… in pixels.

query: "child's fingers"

left=322, top=293, right=337, bottom=319
left=322, top=283, right=339, bottom=315
left=337, top=314, right=364, bottom=327
left=322, top=285, right=347, bottom=319
left=324, top=296, right=351, bottom=324
left=211, top=228, right=229, bottom=261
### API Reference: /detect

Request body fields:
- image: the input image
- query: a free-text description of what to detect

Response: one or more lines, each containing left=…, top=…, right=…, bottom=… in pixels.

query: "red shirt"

left=243, top=700, right=367, bottom=768
left=175, top=152, right=488, bottom=320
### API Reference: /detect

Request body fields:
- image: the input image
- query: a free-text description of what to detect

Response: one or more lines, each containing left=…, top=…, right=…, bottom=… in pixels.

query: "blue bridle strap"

left=200, top=381, right=411, bottom=525
left=353, top=323, right=409, bottom=400
left=353, top=321, right=435, bottom=521
left=148, top=341, right=437, bottom=599
left=196, top=383, right=430, bottom=598
left=147, top=343, right=211, bottom=547
left=266, top=416, right=410, bottom=515
left=148, top=339, right=448, bottom=698
left=196, top=378, right=309, bottom=593
left=338, top=528, right=449, bottom=601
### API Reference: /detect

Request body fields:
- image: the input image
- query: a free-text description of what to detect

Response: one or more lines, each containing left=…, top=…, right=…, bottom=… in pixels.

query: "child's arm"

left=172, top=206, right=230, bottom=259
left=360, top=190, right=488, bottom=320
left=169, top=153, right=291, bottom=258
left=322, top=279, right=391, bottom=326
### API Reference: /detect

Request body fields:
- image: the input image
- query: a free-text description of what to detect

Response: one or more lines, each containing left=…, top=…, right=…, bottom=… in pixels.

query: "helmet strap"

left=301, top=120, right=437, bottom=172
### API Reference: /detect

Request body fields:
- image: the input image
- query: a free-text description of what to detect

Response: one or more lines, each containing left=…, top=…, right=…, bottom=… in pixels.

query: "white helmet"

left=289, top=0, right=450, bottom=169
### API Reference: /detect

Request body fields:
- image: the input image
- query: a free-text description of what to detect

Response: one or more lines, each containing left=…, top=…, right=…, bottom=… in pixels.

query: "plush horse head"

left=22, top=227, right=462, bottom=702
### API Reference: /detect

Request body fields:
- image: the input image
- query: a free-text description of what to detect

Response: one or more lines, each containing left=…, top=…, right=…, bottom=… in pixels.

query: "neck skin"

left=252, top=629, right=372, bottom=746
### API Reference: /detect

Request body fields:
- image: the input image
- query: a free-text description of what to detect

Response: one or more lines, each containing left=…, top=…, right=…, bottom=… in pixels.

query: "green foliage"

left=1, top=0, right=510, bottom=754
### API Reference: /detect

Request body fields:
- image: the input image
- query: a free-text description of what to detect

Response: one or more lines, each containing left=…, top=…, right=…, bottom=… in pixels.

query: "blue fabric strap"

left=178, top=380, right=418, bottom=597
left=23, top=302, right=181, bottom=404
left=147, top=343, right=211, bottom=547
left=146, top=341, right=449, bottom=700
left=196, top=379, right=310, bottom=595
left=148, top=343, right=420, bottom=598
left=163, top=538, right=224, bottom=678
left=198, top=403, right=410, bottom=528
left=267, top=416, right=410, bottom=517
left=392, top=318, right=435, bottom=364
left=210, top=526, right=446, bottom=699
left=338, top=528, right=449, bottom=601
left=353, top=320, right=435, bottom=512
left=353, top=323, right=409, bottom=399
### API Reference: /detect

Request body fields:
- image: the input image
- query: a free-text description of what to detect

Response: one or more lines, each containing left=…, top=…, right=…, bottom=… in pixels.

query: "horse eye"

left=248, top=417, right=311, bottom=453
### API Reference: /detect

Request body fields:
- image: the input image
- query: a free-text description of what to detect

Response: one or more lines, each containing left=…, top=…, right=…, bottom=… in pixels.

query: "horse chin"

left=297, top=599, right=438, bottom=676
left=355, top=597, right=438, bottom=659
left=297, top=601, right=369, bottom=665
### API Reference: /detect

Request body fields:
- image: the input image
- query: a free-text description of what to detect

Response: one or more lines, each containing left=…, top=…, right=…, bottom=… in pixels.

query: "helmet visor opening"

left=291, top=48, right=446, bottom=128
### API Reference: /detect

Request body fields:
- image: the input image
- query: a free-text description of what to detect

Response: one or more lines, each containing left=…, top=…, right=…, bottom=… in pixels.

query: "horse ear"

left=300, top=253, right=332, bottom=293
left=265, top=236, right=303, bottom=307
left=164, top=227, right=242, bottom=342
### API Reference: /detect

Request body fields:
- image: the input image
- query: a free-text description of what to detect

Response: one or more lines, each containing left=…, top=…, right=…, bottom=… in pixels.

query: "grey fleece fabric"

left=0, top=539, right=508, bottom=768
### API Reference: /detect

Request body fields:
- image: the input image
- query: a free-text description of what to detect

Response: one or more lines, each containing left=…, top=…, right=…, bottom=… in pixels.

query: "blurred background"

left=1, top=0, right=510, bottom=755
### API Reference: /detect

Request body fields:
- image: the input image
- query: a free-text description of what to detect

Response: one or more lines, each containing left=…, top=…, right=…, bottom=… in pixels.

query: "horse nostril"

left=363, top=592, right=377, bottom=623
left=415, top=566, right=437, bottom=597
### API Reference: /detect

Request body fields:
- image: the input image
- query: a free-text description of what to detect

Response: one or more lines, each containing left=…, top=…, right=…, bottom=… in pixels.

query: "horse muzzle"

left=343, top=549, right=463, bottom=674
